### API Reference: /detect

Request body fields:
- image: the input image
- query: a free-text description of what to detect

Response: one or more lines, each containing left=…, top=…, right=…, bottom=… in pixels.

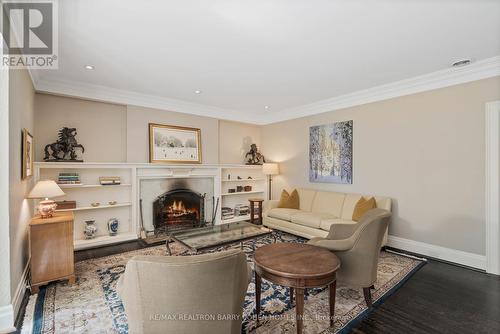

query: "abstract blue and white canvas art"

left=309, top=120, right=353, bottom=184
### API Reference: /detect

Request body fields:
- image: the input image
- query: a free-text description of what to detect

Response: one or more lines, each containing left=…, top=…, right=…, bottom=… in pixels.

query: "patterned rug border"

left=21, top=233, right=427, bottom=334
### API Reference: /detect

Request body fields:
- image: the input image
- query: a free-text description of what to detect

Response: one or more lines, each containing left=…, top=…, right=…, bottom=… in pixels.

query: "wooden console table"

left=30, top=212, right=75, bottom=294
left=254, top=243, right=340, bottom=333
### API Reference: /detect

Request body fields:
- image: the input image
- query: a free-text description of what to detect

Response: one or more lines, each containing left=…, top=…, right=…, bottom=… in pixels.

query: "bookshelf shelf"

left=74, top=232, right=137, bottom=250
left=56, top=202, right=132, bottom=212
left=221, top=190, right=264, bottom=196
left=221, top=178, right=265, bottom=182
left=58, top=183, right=131, bottom=189
left=221, top=214, right=255, bottom=223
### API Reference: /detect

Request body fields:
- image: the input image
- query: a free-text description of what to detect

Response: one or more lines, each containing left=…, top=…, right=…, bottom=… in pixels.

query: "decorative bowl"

left=91, top=202, right=100, bottom=207
left=108, top=201, right=117, bottom=205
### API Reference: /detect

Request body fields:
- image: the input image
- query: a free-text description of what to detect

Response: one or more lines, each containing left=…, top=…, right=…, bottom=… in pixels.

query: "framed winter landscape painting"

left=309, top=120, right=353, bottom=184
left=149, top=123, right=202, bottom=164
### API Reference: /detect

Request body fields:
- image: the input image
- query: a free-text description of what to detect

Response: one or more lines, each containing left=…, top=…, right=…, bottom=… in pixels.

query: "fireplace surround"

left=153, top=188, right=206, bottom=231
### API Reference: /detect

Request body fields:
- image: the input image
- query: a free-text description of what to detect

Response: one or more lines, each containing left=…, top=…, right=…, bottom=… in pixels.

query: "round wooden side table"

left=248, top=198, right=264, bottom=225
left=253, top=243, right=340, bottom=334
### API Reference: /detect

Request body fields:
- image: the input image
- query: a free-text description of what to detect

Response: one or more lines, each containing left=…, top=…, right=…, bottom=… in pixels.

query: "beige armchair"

left=117, top=249, right=251, bottom=334
left=307, top=208, right=391, bottom=307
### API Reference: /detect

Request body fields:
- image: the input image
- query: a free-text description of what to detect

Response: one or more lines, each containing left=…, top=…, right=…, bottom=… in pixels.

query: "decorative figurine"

left=44, top=127, right=85, bottom=162
left=107, top=218, right=119, bottom=236
left=237, top=176, right=242, bottom=180
left=84, top=220, right=97, bottom=239
left=245, top=144, right=265, bottom=165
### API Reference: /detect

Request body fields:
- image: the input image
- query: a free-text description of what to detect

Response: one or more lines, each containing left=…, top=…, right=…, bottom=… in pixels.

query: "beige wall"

left=8, top=68, right=35, bottom=310
left=33, top=94, right=259, bottom=164
left=0, top=62, right=12, bottom=328
left=262, top=76, right=500, bottom=255
left=126, top=105, right=219, bottom=163
left=218, top=120, right=262, bottom=164
left=35, top=94, right=127, bottom=162
left=32, top=77, right=500, bottom=256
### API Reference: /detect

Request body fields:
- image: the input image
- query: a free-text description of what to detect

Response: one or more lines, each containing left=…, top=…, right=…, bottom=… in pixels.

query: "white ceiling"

left=32, top=0, right=500, bottom=124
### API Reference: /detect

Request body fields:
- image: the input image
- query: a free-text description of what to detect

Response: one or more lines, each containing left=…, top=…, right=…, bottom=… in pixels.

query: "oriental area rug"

left=21, top=231, right=426, bottom=334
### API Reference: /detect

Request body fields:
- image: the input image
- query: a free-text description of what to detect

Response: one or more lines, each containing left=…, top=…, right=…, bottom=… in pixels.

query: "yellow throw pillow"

left=352, top=197, right=376, bottom=222
left=277, top=189, right=300, bottom=209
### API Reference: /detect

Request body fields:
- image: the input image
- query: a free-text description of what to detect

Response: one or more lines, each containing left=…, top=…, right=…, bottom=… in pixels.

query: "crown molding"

left=263, top=55, right=500, bottom=124
left=34, top=78, right=264, bottom=124
left=32, top=55, right=500, bottom=125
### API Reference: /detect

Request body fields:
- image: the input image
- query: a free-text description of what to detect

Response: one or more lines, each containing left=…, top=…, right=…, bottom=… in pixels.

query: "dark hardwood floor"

left=16, top=241, right=500, bottom=333
left=351, top=254, right=500, bottom=333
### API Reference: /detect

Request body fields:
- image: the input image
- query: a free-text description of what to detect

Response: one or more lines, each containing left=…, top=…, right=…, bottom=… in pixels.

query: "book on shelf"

left=58, top=172, right=80, bottom=184
left=221, top=207, right=235, bottom=220
left=99, top=176, right=121, bottom=185
left=234, top=204, right=249, bottom=216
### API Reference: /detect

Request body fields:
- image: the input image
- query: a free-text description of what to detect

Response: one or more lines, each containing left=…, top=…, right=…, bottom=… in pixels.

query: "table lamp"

left=28, top=180, right=65, bottom=218
left=262, top=163, right=279, bottom=200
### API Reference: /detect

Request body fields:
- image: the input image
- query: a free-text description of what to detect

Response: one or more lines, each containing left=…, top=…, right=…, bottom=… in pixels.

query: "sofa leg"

left=363, top=287, right=373, bottom=308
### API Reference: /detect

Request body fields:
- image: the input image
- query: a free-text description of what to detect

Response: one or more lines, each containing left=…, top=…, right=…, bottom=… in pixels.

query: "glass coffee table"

left=166, top=222, right=274, bottom=255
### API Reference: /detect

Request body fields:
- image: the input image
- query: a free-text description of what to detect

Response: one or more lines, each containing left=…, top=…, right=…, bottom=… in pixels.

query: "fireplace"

left=153, top=189, right=205, bottom=231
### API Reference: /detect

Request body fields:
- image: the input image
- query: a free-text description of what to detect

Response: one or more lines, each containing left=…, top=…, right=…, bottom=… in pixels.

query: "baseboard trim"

left=0, top=304, right=14, bottom=333
left=387, top=235, right=486, bottom=270
left=12, top=260, right=30, bottom=318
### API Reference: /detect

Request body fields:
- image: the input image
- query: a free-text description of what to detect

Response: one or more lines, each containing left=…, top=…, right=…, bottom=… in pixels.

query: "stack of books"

left=99, top=176, right=121, bottom=185
left=234, top=204, right=249, bottom=216
left=57, top=172, right=80, bottom=185
left=221, top=207, right=234, bottom=220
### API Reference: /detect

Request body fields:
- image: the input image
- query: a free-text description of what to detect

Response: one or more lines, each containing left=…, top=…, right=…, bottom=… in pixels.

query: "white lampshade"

left=28, top=180, right=65, bottom=199
left=262, top=163, right=279, bottom=175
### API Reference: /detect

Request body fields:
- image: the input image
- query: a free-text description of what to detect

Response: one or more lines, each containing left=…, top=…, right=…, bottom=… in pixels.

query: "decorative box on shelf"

left=55, top=200, right=76, bottom=210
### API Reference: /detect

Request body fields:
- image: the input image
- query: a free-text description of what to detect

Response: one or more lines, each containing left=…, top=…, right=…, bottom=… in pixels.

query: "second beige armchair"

left=307, top=208, right=391, bottom=307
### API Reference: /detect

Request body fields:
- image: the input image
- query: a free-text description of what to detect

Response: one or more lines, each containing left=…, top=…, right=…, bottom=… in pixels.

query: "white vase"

left=84, top=220, right=97, bottom=239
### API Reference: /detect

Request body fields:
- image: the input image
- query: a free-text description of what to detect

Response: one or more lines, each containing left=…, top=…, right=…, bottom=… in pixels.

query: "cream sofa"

left=263, top=188, right=391, bottom=244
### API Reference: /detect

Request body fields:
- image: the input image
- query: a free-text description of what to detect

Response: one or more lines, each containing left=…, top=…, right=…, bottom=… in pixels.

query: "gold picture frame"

left=22, top=128, right=34, bottom=179
left=149, top=123, right=202, bottom=164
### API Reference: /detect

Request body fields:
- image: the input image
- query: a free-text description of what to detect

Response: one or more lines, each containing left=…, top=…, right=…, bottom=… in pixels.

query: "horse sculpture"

left=245, top=143, right=265, bottom=165
left=44, top=127, right=85, bottom=161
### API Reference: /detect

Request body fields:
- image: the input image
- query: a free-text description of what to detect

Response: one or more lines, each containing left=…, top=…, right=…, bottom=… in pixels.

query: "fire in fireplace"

left=153, top=189, right=205, bottom=231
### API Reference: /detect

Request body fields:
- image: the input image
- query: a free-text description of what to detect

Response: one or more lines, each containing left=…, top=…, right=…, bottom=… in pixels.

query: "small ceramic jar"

left=107, top=218, right=119, bottom=236
left=84, top=220, right=97, bottom=239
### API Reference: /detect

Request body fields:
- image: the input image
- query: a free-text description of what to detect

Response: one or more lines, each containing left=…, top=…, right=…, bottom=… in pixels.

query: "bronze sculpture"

left=245, top=144, right=265, bottom=165
left=44, top=127, right=85, bottom=161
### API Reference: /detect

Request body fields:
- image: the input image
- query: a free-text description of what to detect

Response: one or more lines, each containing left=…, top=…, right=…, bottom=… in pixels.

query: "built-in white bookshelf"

left=34, top=163, right=137, bottom=250
left=33, top=163, right=267, bottom=249
left=219, top=166, right=267, bottom=224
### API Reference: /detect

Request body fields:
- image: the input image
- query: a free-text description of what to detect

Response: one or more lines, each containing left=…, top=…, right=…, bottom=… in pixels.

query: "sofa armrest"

left=263, top=200, right=280, bottom=215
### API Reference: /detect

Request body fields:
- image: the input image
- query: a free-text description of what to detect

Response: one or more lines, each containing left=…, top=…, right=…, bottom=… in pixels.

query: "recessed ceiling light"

left=194, top=90, right=202, bottom=94
left=84, top=65, right=94, bottom=70
left=451, top=59, right=472, bottom=68
left=264, top=105, right=270, bottom=110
